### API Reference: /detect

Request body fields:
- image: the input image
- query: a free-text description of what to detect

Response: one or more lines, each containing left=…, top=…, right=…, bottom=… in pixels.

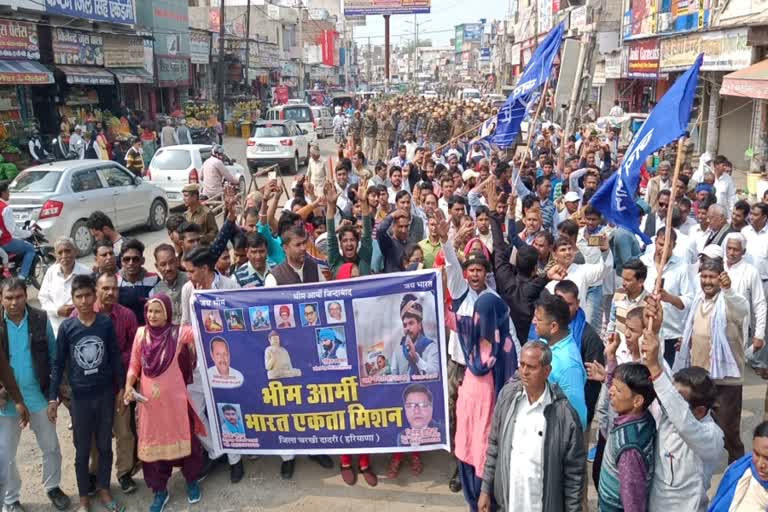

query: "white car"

left=246, top=120, right=310, bottom=174
left=9, top=160, right=168, bottom=256
left=146, top=144, right=247, bottom=206
left=311, top=106, right=333, bottom=138
left=264, top=103, right=318, bottom=145
left=421, top=90, right=438, bottom=99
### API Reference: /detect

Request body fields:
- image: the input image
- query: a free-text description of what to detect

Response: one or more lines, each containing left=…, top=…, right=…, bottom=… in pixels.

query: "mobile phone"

left=132, top=390, right=149, bottom=403
left=268, top=171, right=277, bottom=180
left=588, top=235, right=602, bottom=247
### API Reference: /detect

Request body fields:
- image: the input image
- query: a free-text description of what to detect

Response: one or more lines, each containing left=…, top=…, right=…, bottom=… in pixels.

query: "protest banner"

left=190, top=270, right=449, bottom=455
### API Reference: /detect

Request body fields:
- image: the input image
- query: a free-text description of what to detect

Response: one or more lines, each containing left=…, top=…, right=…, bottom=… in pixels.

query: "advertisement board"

left=190, top=30, right=211, bottom=65
left=45, top=0, right=135, bottom=25
left=660, top=28, right=751, bottom=72
left=103, top=35, right=144, bottom=68
left=625, top=0, right=657, bottom=39
left=343, top=0, right=430, bottom=16
left=626, top=38, right=659, bottom=78
left=52, top=28, right=103, bottom=66
left=0, top=19, right=39, bottom=60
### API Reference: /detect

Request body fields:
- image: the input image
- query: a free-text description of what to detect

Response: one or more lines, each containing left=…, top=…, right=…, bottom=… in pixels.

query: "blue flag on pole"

left=491, top=22, right=564, bottom=148
left=590, top=53, right=703, bottom=244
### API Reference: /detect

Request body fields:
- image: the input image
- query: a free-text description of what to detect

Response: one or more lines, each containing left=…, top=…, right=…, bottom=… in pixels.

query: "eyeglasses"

left=404, top=402, right=432, bottom=410
left=122, top=256, right=141, bottom=263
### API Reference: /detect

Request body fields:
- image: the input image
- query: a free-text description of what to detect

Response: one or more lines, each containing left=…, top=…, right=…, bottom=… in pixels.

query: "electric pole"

left=217, top=0, right=225, bottom=124
left=297, top=4, right=304, bottom=92
left=244, top=0, right=250, bottom=92
left=367, top=36, right=371, bottom=83
left=384, top=14, right=390, bottom=90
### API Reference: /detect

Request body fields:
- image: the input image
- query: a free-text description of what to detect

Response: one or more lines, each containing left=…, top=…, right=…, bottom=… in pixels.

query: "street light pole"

left=217, top=0, right=226, bottom=124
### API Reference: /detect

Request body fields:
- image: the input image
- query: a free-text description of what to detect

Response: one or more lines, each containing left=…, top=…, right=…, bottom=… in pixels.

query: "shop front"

left=659, top=28, right=753, bottom=167
left=51, top=27, right=118, bottom=128
left=104, top=34, right=154, bottom=112
left=0, top=19, right=55, bottom=134
left=156, top=56, right=190, bottom=114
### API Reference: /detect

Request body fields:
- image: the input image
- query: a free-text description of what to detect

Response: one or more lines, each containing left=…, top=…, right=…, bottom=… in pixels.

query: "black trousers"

left=664, top=338, right=680, bottom=368
left=72, top=390, right=115, bottom=497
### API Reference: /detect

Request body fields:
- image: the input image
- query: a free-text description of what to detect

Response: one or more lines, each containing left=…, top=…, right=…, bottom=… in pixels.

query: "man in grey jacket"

left=478, top=341, right=584, bottom=512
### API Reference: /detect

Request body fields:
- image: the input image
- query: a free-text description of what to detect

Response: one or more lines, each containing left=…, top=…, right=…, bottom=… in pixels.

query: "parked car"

left=311, top=105, right=333, bottom=138
left=421, top=90, right=438, bottom=99
left=146, top=144, right=247, bottom=206
left=8, top=160, right=168, bottom=257
left=263, top=103, right=318, bottom=144
left=246, top=120, right=310, bottom=174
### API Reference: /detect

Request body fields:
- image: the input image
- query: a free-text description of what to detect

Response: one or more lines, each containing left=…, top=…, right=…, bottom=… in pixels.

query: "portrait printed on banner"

left=325, top=300, right=347, bottom=324
left=300, top=302, right=321, bottom=327
left=315, top=326, right=349, bottom=368
left=202, top=309, right=224, bottom=333
left=225, top=308, right=246, bottom=331
left=249, top=305, right=271, bottom=331
left=397, top=383, right=443, bottom=447
left=218, top=403, right=246, bottom=437
left=208, top=336, right=244, bottom=388
left=274, top=304, right=296, bottom=329
left=353, top=291, right=440, bottom=386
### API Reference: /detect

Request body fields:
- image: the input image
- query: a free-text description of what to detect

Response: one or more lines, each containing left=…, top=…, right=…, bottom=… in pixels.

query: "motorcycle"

left=191, top=127, right=215, bottom=145
left=3, top=221, right=55, bottom=290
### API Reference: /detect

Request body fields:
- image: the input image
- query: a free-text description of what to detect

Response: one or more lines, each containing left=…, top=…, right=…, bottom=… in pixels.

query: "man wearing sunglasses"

left=116, top=239, right=159, bottom=326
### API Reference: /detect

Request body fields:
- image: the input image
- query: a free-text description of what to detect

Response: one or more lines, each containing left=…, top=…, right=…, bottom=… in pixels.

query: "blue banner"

left=492, top=22, right=564, bottom=148
left=46, top=0, right=135, bottom=25
left=590, top=53, right=703, bottom=243
left=191, top=271, right=450, bottom=455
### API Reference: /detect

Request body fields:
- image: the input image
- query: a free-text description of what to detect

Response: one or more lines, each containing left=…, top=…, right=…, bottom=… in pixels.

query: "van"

left=264, top=104, right=318, bottom=144
left=458, top=88, right=482, bottom=103
left=310, top=106, right=333, bottom=139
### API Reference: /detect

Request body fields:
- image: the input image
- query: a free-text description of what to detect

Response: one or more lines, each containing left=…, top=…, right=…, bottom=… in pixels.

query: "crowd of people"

left=1, top=92, right=768, bottom=512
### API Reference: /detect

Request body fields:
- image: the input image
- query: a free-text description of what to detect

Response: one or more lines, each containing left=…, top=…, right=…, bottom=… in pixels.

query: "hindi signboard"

left=0, top=19, right=40, bottom=60
left=191, top=271, right=450, bottom=455
left=343, top=0, right=430, bottom=16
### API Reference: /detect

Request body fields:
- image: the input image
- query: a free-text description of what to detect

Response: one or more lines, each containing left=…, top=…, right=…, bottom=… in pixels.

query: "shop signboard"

left=0, top=19, right=39, bottom=60
left=343, top=0, right=430, bottom=16
left=537, top=0, right=553, bottom=34
left=625, top=0, right=657, bottom=39
left=52, top=28, right=103, bottom=66
left=593, top=61, right=606, bottom=85
left=156, top=56, right=189, bottom=87
left=151, top=0, right=189, bottom=57
left=626, top=38, right=659, bottom=78
left=454, top=26, right=463, bottom=53
left=103, top=35, right=144, bottom=67
left=259, top=42, right=280, bottom=67
left=463, top=23, right=482, bottom=42
left=45, top=0, right=135, bottom=25
left=659, top=28, right=750, bottom=72
left=604, top=52, right=622, bottom=79
left=670, top=0, right=710, bottom=33
left=190, top=31, right=210, bottom=65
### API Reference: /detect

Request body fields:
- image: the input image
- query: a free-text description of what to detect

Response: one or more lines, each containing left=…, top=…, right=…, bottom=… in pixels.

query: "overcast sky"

left=349, top=0, right=510, bottom=48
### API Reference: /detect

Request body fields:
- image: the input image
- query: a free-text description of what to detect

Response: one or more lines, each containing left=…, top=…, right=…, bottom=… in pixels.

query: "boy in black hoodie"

left=47, top=274, right=125, bottom=512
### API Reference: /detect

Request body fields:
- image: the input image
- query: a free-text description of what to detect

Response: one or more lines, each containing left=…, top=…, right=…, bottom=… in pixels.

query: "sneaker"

left=47, top=487, right=71, bottom=511
left=3, top=501, right=26, bottom=512
left=186, top=481, right=201, bottom=504
left=587, top=445, right=597, bottom=463
left=87, top=474, right=97, bottom=496
left=118, top=474, right=138, bottom=494
left=229, top=460, right=244, bottom=484
left=149, top=491, right=169, bottom=512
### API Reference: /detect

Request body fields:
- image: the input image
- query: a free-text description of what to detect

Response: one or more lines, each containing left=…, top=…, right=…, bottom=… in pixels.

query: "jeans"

left=2, top=238, right=34, bottom=279
left=0, top=412, right=11, bottom=503
left=584, top=285, right=603, bottom=329
left=0, top=409, right=63, bottom=504
left=89, top=394, right=135, bottom=479
left=72, top=391, right=114, bottom=497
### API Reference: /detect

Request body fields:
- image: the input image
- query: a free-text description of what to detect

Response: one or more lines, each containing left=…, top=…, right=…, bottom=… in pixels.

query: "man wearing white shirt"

left=389, top=145, right=409, bottom=169
left=712, top=155, right=736, bottom=216
left=678, top=198, right=698, bottom=235
left=640, top=227, right=693, bottom=366
left=723, top=233, right=766, bottom=350
left=37, top=238, right=92, bottom=335
left=743, top=203, right=768, bottom=312
left=386, top=166, right=409, bottom=205
left=304, top=145, right=326, bottom=196
left=545, top=237, right=612, bottom=305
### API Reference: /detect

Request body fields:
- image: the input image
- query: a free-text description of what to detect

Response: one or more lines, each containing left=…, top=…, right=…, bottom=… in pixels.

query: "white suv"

left=264, top=103, right=318, bottom=145
left=246, top=121, right=309, bottom=174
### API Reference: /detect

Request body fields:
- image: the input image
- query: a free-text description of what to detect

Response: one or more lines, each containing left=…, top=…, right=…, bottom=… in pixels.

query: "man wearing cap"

left=641, top=227, right=693, bottom=366
left=183, top=184, right=219, bottom=245
left=557, top=191, right=581, bottom=227
left=390, top=294, right=439, bottom=377
left=201, top=145, right=238, bottom=200
left=317, top=328, right=347, bottom=365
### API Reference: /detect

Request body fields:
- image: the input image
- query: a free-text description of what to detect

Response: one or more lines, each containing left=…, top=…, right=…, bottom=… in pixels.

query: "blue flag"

left=491, top=22, right=564, bottom=148
left=590, top=53, right=703, bottom=243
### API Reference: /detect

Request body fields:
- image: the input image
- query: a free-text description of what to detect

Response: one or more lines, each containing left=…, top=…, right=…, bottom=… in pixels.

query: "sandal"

left=101, top=500, right=125, bottom=512
left=409, top=454, right=423, bottom=475
left=386, top=455, right=403, bottom=479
